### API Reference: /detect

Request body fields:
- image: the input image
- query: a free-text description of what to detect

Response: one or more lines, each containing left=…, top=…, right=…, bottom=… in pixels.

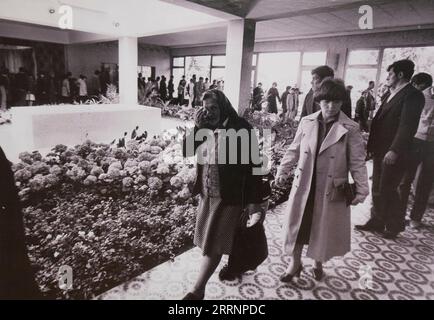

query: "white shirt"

left=415, top=87, right=434, bottom=142
left=387, top=81, right=410, bottom=103
left=78, top=78, right=87, bottom=96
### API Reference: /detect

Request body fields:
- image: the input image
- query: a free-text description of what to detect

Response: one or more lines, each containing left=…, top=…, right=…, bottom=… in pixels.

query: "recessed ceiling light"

left=49, top=8, right=55, bottom=14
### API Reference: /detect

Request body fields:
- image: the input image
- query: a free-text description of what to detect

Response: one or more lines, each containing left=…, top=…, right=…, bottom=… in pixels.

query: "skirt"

left=296, top=167, right=317, bottom=245
left=194, top=195, right=243, bottom=256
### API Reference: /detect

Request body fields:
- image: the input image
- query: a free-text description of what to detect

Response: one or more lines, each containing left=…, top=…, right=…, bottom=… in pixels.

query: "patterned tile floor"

left=99, top=163, right=434, bottom=300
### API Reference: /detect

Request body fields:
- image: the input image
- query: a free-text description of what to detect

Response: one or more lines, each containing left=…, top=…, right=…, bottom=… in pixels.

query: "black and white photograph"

left=1, top=0, right=434, bottom=304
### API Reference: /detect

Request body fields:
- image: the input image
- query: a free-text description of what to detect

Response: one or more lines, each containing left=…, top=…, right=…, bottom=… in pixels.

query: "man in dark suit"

left=355, top=60, right=425, bottom=239
left=300, top=65, right=352, bottom=119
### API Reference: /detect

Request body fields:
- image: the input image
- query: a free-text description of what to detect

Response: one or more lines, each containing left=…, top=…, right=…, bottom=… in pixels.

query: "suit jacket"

left=301, top=89, right=317, bottom=118
left=367, top=83, right=425, bottom=157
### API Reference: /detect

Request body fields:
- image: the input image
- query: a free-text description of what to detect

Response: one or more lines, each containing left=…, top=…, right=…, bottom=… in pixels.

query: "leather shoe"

left=312, top=267, right=324, bottom=281
left=382, top=230, right=399, bottom=240
left=354, top=220, right=384, bottom=233
left=280, top=265, right=303, bottom=283
left=218, top=265, right=240, bottom=281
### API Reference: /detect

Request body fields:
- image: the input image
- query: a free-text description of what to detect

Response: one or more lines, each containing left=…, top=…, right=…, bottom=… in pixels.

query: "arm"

left=275, top=122, right=303, bottom=182
left=346, top=126, right=369, bottom=204
left=389, top=90, right=425, bottom=155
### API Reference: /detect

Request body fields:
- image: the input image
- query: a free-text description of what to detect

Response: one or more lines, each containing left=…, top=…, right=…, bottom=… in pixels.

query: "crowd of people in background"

left=137, top=73, right=225, bottom=108
left=0, top=66, right=117, bottom=110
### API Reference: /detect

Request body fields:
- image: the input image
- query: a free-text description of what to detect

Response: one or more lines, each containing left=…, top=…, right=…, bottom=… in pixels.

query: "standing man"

left=252, top=82, right=264, bottom=111
left=266, top=82, right=281, bottom=114
left=194, top=77, right=206, bottom=107
left=159, top=76, right=167, bottom=102
left=356, top=60, right=425, bottom=239
left=36, top=72, right=49, bottom=105
left=398, top=72, right=434, bottom=229
left=280, top=86, right=291, bottom=118
left=178, top=76, right=187, bottom=106
left=77, top=75, right=88, bottom=103
left=168, top=76, right=175, bottom=101
left=204, top=78, right=210, bottom=91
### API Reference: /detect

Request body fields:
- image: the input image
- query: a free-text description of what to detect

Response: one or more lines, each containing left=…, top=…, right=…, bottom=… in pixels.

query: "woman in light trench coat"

left=275, top=79, right=369, bottom=281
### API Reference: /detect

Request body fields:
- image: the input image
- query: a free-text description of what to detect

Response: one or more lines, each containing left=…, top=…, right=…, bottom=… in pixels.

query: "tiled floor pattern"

left=99, top=195, right=434, bottom=300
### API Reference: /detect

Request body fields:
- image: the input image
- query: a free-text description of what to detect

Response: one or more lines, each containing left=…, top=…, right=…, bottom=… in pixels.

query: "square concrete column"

left=224, top=19, right=256, bottom=115
left=118, top=37, right=138, bottom=105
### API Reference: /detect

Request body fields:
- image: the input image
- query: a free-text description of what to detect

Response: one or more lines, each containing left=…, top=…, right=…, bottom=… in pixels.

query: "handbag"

left=340, top=182, right=356, bottom=206
left=226, top=220, right=268, bottom=274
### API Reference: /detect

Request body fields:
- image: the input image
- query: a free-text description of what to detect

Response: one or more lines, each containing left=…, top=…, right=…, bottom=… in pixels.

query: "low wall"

left=0, top=104, right=162, bottom=161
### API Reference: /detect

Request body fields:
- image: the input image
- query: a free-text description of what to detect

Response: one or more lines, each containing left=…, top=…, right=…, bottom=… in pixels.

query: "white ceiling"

left=141, top=0, right=434, bottom=47
left=0, top=0, right=433, bottom=47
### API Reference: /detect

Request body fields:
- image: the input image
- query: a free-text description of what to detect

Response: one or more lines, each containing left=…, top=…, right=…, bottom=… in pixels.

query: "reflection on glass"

left=185, top=56, right=211, bottom=82
left=302, top=52, right=327, bottom=66
left=381, top=46, right=434, bottom=82
left=212, top=55, right=226, bottom=67
left=257, top=52, right=301, bottom=95
left=211, top=68, right=225, bottom=82
left=345, top=67, right=378, bottom=111
left=348, top=50, right=379, bottom=65
left=173, top=57, right=184, bottom=67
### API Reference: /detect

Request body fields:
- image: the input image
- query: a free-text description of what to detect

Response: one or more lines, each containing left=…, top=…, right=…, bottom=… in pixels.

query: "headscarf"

left=203, top=89, right=239, bottom=127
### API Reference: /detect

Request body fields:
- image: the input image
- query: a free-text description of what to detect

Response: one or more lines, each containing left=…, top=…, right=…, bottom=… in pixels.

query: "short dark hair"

left=314, top=78, right=347, bottom=102
left=387, top=59, right=415, bottom=81
left=312, top=65, right=334, bottom=80
left=411, top=72, right=433, bottom=88
left=369, top=81, right=375, bottom=85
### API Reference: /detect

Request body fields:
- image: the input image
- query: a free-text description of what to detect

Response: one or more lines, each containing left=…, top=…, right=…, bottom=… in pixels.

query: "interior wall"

left=65, top=41, right=171, bottom=79
left=0, top=36, right=66, bottom=77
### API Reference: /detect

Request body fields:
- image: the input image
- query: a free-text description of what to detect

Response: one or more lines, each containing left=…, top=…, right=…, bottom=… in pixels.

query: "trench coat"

left=276, top=111, right=369, bottom=262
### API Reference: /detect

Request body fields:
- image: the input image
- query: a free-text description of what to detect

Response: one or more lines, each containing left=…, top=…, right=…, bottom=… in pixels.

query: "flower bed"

left=14, top=110, right=298, bottom=299
left=14, top=131, right=198, bottom=299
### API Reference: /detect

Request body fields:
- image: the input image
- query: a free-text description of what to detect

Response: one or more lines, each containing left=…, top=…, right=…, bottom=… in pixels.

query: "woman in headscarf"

left=275, top=79, right=369, bottom=282
left=182, top=89, right=264, bottom=300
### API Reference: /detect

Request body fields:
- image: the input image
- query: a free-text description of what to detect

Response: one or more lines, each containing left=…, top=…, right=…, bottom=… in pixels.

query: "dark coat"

left=183, top=117, right=264, bottom=206
left=266, top=87, right=280, bottom=113
left=367, top=83, right=425, bottom=157
left=301, top=89, right=318, bottom=118
left=182, top=89, right=264, bottom=206
left=0, top=147, right=40, bottom=299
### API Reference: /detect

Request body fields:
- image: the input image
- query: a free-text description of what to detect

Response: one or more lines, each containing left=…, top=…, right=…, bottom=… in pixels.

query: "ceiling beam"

left=252, top=0, right=400, bottom=22
left=158, top=0, right=239, bottom=20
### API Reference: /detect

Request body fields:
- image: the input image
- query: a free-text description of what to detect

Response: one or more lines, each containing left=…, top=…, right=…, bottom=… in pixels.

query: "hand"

left=274, top=175, right=288, bottom=188
left=383, top=150, right=398, bottom=165
left=247, top=203, right=262, bottom=215
left=351, top=194, right=365, bottom=206
left=194, top=107, right=207, bottom=128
